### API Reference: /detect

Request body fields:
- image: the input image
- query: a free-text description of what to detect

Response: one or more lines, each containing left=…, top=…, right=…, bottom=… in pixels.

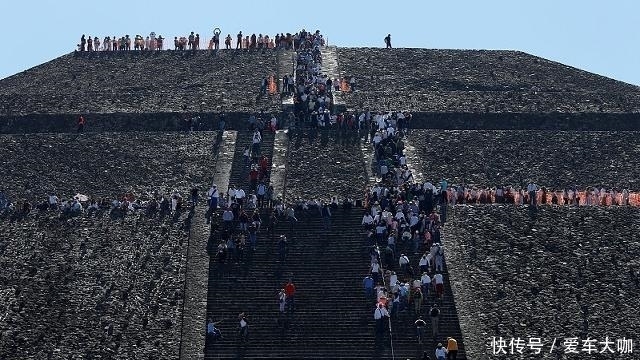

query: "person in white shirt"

left=278, top=289, right=286, bottom=313
left=207, top=184, right=219, bottom=210
left=399, top=254, right=410, bottom=275
left=238, top=313, right=249, bottom=342
left=419, top=254, right=429, bottom=273
left=433, top=273, right=444, bottom=299
left=171, top=195, right=179, bottom=213
left=374, top=304, right=389, bottom=335
left=387, top=234, right=396, bottom=252
left=435, top=343, right=447, bottom=360
left=412, top=278, right=421, bottom=289
left=421, top=272, right=431, bottom=300
left=370, top=260, right=381, bottom=285
left=435, top=249, right=444, bottom=272
left=236, top=188, right=246, bottom=204
left=388, top=271, right=398, bottom=288
left=222, top=208, right=234, bottom=230
left=251, top=130, right=262, bottom=157
left=362, top=213, right=374, bottom=230
left=370, top=202, right=381, bottom=217
left=372, top=132, right=382, bottom=147
left=228, top=185, right=237, bottom=202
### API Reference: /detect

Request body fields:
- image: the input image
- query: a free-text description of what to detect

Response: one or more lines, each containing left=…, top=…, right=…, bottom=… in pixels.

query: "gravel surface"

left=0, top=213, right=190, bottom=359
left=406, top=130, right=640, bottom=190
left=337, top=48, right=640, bottom=113
left=0, top=132, right=218, bottom=359
left=0, top=50, right=282, bottom=115
left=0, top=132, right=217, bottom=202
left=446, top=205, right=640, bottom=360
left=285, top=134, right=367, bottom=202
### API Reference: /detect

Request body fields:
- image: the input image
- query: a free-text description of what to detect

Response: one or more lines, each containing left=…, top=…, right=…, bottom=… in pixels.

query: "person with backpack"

left=429, top=304, right=440, bottom=338
left=384, top=34, right=392, bottom=48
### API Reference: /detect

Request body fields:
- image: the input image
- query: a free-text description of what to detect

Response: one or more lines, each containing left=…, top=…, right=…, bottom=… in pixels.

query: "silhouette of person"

left=384, top=34, right=392, bottom=48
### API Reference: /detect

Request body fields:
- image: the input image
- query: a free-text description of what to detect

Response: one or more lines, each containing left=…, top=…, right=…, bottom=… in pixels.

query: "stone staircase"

left=277, top=49, right=296, bottom=112
left=226, top=130, right=276, bottom=193
left=320, top=46, right=346, bottom=112
left=203, top=205, right=466, bottom=359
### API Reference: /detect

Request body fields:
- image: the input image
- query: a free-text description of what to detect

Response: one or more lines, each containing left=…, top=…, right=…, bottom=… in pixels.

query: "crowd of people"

left=355, top=108, right=460, bottom=359
left=0, top=189, right=195, bottom=220
left=54, top=26, right=637, bottom=359
left=76, top=28, right=326, bottom=52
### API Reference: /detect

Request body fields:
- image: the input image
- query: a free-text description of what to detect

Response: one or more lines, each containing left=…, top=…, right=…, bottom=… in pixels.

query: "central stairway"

left=204, top=205, right=466, bottom=359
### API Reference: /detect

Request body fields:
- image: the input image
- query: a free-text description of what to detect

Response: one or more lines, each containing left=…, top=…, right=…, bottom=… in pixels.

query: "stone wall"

left=407, top=129, right=640, bottom=189
left=446, top=206, right=640, bottom=360
left=2, top=111, right=640, bottom=134
left=338, top=48, right=640, bottom=114
left=0, top=213, right=190, bottom=359
left=0, top=50, right=283, bottom=116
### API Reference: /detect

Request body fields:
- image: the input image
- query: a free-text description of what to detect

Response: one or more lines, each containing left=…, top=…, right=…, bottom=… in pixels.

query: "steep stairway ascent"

left=203, top=203, right=466, bottom=359
left=320, top=46, right=346, bottom=112
left=203, top=208, right=375, bottom=359
left=383, top=137, right=467, bottom=359
left=277, top=49, right=296, bottom=112
left=382, top=249, right=468, bottom=359
left=225, top=130, right=276, bottom=194
left=180, top=131, right=226, bottom=360
left=204, top=128, right=280, bottom=359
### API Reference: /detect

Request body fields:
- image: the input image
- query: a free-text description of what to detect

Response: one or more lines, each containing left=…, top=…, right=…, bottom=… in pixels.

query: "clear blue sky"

left=2, top=0, right=638, bottom=85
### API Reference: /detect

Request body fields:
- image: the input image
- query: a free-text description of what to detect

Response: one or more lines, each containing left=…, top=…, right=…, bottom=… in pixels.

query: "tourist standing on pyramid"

left=384, top=34, right=392, bottom=48
left=77, top=115, right=86, bottom=133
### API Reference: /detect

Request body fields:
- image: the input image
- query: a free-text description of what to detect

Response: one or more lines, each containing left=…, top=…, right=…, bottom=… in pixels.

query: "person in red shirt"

left=249, top=166, right=259, bottom=191
left=258, top=155, right=269, bottom=180
left=77, top=115, right=86, bottom=133
left=284, top=279, right=296, bottom=313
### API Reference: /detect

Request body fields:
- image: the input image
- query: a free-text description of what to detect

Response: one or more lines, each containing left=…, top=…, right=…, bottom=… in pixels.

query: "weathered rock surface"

left=285, top=134, right=367, bottom=201
left=446, top=206, right=640, bottom=360
left=0, top=132, right=217, bottom=202
left=407, top=130, right=640, bottom=189
left=0, top=132, right=217, bottom=359
left=338, top=48, right=640, bottom=113
left=0, top=213, right=190, bottom=359
left=0, top=50, right=283, bottom=116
